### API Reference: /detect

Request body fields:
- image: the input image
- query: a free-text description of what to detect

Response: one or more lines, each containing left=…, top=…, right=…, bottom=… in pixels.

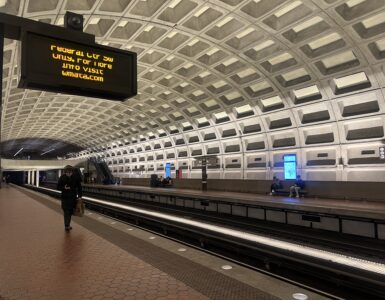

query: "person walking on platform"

left=57, top=165, right=82, bottom=232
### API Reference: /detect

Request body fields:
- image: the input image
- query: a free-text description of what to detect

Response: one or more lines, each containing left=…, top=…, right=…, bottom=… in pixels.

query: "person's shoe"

left=65, top=226, right=71, bottom=232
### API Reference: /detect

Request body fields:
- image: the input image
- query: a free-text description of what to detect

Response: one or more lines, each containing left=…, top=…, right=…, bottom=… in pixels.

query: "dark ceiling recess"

left=0, top=138, right=84, bottom=160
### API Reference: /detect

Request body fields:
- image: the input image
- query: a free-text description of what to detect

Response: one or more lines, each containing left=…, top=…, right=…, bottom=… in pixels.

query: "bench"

left=151, top=180, right=173, bottom=188
left=271, top=189, right=308, bottom=197
left=268, top=180, right=307, bottom=197
left=160, top=182, right=173, bottom=188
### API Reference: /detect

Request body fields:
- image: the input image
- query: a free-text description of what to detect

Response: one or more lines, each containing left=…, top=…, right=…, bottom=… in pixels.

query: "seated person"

left=289, top=175, right=305, bottom=198
left=162, top=176, right=172, bottom=186
left=269, top=176, right=282, bottom=195
left=150, top=174, right=159, bottom=187
left=158, top=176, right=164, bottom=187
left=158, top=176, right=171, bottom=187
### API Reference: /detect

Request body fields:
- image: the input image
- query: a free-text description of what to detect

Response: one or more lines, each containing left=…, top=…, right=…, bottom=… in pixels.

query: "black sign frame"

left=18, top=30, right=137, bottom=101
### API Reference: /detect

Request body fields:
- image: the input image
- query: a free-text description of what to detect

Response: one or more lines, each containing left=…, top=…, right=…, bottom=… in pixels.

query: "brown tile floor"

left=0, top=186, right=209, bottom=300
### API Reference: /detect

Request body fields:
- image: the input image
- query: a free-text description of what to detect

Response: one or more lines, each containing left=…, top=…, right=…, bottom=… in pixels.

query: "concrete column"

left=27, top=171, right=31, bottom=184
left=36, top=170, right=39, bottom=187
left=31, top=171, right=35, bottom=186
left=58, top=169, right=62, bottom=178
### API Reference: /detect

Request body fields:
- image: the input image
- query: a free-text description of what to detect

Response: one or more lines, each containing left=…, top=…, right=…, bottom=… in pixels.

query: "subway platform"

left=0, top=185, right=327, bottom=300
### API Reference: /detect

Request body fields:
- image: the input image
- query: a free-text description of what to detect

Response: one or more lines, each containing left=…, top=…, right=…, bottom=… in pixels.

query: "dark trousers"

left=270, top=183, right=281, bottom=192
left=63, top=209, right=73, bottom=227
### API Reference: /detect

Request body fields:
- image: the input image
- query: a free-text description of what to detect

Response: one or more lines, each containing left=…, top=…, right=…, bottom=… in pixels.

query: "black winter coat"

left=57, top=174, right=82, bottom=211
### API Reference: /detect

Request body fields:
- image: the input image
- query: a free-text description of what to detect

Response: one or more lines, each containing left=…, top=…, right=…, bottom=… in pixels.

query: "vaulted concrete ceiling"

left=1, top=0, right=385, bottom=156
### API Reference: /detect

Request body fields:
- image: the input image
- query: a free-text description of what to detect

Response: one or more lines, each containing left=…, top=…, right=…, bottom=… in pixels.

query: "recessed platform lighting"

left=221, top=265, right=233, bottom=270
left=292, top=293, right=308, bottom=300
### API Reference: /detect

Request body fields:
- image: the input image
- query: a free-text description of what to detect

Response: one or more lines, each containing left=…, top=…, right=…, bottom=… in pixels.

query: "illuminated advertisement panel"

left=283, top=154, right=297, bottom=180
left=165, top=163, right=171, bottom=178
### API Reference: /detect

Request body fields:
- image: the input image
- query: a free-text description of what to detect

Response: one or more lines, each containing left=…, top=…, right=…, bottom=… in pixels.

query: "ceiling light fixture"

left=14, top=147, right=23, bottom=157
left=41, top=149, right=55, bottom=156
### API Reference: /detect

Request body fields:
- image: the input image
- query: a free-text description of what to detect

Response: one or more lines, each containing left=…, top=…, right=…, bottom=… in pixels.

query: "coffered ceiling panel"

left=1, top=0, right=385, bottom=157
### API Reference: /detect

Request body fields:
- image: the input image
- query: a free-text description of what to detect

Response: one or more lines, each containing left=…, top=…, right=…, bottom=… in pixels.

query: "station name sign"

left=18, top=32, right=137, bottom=100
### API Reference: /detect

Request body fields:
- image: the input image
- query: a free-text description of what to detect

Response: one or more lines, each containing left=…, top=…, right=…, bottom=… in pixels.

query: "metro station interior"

left=1, top=0, right=385, bottom=299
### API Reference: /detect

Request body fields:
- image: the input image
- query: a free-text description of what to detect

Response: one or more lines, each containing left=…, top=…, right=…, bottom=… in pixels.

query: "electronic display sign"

left=18, top=32, right=137, bottom=100
left=283, top=154, right=297, bottom=180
